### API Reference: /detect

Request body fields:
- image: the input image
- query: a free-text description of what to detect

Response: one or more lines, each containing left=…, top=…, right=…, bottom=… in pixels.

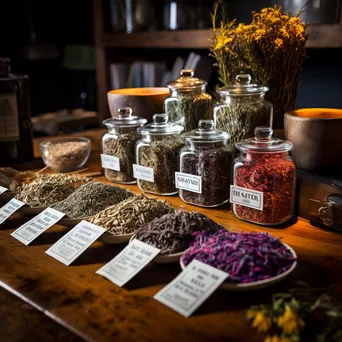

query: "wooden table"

left=1, top=130, right=342, bottom=342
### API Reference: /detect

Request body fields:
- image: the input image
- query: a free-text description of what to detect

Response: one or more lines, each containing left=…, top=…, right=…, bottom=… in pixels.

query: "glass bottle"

left=214, top=73, right=273, bottom=147
left=102, top=107, right=147, bottom=184
left=178, top=119, right=234, bottom=207
left=136, top=113, right=184, bottom=195
left=231, top=127, right=296, bottom=226
left=165, top=69, right=212, bottom=132
left=0, top=58, right=34, bottom=165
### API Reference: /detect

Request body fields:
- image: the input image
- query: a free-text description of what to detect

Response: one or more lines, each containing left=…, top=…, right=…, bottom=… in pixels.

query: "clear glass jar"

left=231, top=127, right=296, bottom=226
left=164, top=69, right=212, bottom=132
left=136, top=113, right=184, bottom=195
left=102, top=107, right=147, bottom=184
left=178, top=120, right=234, bottom=207
left=214, top=73, right=273, bottom=147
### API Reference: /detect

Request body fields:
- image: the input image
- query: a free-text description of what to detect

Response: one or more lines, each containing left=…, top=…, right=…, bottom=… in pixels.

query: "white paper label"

left=0, top=198, right=25, bottom=225
left=0, top=186, right=7, bottom=195
left=154, top=260, right=228, bottom=317
left=175, top=172, right=202, bottom=194
left=0, top=93, right=19, bottom=141
left=11, top=208, right=65, bottom=245
left=45, top=220, right=106, bottom=266
left=96, top=239, right=160, bottom=287
left=230, top=185, right=263, bottom=210
left=133, top=164, right=154, bottom=182
left=101, top=153, right=120, bottom=171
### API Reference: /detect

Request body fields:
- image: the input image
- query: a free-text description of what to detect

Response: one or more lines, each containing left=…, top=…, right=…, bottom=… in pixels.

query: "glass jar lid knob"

left=180, top=69, right=194, bottom=78
left=255, top=126, right=273, bottom=141
left=153, top=113, right=168, bottom=125
left=198, top=119, right=215, bottom=132
left=235, top=73, right=252, bottom=86
left=118, top=107, right=133, bottom=119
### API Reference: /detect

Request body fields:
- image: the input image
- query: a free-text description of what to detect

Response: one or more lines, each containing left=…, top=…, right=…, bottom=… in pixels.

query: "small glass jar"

left=102, top=107, right=147, bottom=184
left=231, top=127, right=296, bottom=226
left=136, top=113, right=184, bottom=195
left=165, top=69, right=212, bottom=132
left=214, top=73, right=273, bottom=147
left=178, top=120, right=234, bottom=207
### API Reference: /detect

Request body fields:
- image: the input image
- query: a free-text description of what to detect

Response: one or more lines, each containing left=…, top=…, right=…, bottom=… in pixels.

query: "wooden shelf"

left=98, top=30, right=212, bottom=49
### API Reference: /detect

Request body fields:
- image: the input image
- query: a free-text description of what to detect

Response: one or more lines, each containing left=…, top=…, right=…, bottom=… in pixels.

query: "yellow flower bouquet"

left=210, top=2, right=307, bottom=129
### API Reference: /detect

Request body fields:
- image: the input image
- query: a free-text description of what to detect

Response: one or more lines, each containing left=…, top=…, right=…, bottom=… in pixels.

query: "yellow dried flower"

left=274, top=38, right=284, bottom=49
left=251, top=311, right=272, bottom=332
left=277, top=307, right=305, bottom=334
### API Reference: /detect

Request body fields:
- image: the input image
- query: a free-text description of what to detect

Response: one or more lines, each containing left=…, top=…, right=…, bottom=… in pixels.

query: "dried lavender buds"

left=135, top=211, right=223, bottom=255
left=15, top=174, right=91, bottom=207
left=89, top=194, right=174, bottom=235
left=52, top=181, right=134, bottom=218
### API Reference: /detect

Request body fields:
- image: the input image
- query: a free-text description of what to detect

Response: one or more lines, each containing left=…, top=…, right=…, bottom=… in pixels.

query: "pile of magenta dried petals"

left=181, top=229, right=296, bottom=284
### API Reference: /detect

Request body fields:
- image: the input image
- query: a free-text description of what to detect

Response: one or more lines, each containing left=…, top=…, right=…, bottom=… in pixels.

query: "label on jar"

left=101, top=154, right=120, bottom=171
left=96, top=239, right=160, bottom=287
left=230, top=185, right=263, bottom=211
left=133, top=164, right=154, bottom=183
left=11, top=207, right=65, bottom=245
left=0, top=93, right=20, bottom=141
left=154, top=259, right=228, bottom=317
left=175, top=172, right=202, bottom=194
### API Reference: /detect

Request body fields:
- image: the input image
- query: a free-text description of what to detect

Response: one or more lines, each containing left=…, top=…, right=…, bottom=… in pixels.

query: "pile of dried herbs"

left=165, top=92, right=211, bottom=132
left=180, top=143, right=233, bottom=207
left=102, top=128, right=140, bottom=183
left=135, top=211, right=223, bottom=255
left=15, top=174, right=91, bottom=207
left=52, top=181, right=134, bottom=218
left=137, top=137, right=184, bottom=194
left=89, top=194, right=174, bottom=235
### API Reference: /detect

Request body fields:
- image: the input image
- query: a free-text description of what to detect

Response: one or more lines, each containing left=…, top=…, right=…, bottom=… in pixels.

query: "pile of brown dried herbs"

left=135, top=211, right=223, bottom=255
left=15, top=174, right=91, bottom=207
left=89, top=194, right=174, bottom=235
left=52, top=181, right=134, bottom=218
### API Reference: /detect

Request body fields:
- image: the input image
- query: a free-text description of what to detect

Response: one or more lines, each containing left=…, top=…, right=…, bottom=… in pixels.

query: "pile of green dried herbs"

left=15, top=174, right=91, bottom=207
left=52, top=181, right=134, bottom=218
left=135, top=211, right=223, bottom=255
left=102, top=128, right=139, bottom=183
left=165, top=92, right=211, bottom=132
left=89, top=194, right=174, bottom=235
left=137, top=137, right=184, bottom=195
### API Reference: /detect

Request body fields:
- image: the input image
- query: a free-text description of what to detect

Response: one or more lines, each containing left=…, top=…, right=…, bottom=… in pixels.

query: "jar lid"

left=102, top=107, right=147, bottom=128
left=137, top=113, right=184, bottom=135
left=218, top=74, right=269, bottom=96
left=236, top=127, right=293, bottom=153
left=167, top=69, right=207, bottom=90
left=181, top=120, right=229, bottom=143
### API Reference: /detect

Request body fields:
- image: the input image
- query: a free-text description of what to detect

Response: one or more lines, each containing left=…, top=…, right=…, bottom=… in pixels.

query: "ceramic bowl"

left=284, top=108, right=342, bottom=171
left=107, top=87, right=169, bottom=122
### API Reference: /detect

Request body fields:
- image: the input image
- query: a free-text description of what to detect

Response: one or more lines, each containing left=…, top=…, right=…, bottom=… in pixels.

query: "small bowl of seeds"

left=40, top=137, right=91, bottom=173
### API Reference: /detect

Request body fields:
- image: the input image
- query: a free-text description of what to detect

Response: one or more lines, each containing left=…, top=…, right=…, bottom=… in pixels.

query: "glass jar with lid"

left=214, top=73, right=273, bottom=147
left=178, top=119, right=234, bottom=207
left=136, top=113, right=184, bottom=195
left=165, top=69, right=212, bottom=132
left=231, top=127, right=296, bottom=226
left=102, top=107, right=147, bottom=184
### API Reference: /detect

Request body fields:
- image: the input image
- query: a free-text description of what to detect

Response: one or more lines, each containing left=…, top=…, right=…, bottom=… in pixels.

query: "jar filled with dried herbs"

left=178, top=120, right=234, bottom=207
left=102, top=107, right=147, bottom=184
left=136, top=113, right=184, bottom=195
left=214, top=73, right=273, bottom=147
left=165, top=69, right=212, bottom=132
left=231, top=127, right=296, bottom=226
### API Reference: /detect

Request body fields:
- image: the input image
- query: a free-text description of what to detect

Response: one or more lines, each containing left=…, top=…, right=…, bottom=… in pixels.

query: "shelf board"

left=97, top=25, right=342, bottom=49
left=98, top=29, right=212, bottom=49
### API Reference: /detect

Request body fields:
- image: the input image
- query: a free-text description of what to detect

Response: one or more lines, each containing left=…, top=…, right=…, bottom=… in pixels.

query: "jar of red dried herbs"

left=135, top=113, right=184, bottom=196
left=231, top=127, right=296, bottom=225
left=102, top=107, right=147, bottom=184
left=178, top=120, right=234, bottom=207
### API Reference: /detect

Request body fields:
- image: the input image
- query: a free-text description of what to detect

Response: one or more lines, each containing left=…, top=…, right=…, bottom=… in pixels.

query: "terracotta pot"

left=284, top=108, right=342, bottom=171
left=107, top=87, right=169, bottom=122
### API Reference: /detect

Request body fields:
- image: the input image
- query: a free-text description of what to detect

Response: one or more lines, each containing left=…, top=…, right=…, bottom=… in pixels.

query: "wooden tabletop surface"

left=1, top=129, right=342, bottom=342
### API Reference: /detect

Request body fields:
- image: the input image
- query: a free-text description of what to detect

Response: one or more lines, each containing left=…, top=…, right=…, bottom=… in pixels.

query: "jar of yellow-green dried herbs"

left=135, top=113, right=184, bottom=196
